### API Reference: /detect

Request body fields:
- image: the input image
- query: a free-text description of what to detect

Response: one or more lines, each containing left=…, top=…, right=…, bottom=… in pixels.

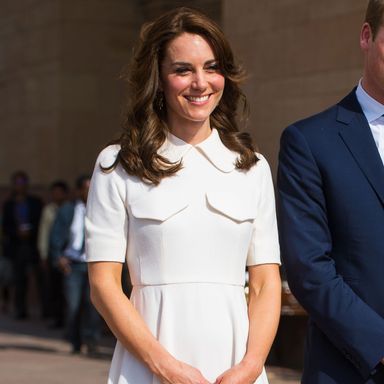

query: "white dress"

left=85, top=129, right=281, bottom=384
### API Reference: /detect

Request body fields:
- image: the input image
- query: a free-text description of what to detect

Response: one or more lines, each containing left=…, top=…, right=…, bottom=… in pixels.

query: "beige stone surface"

left=0, top=0, right=139, bottom=186
left=0, top=314, right=300, bottom=384
left=0, top=0, right=370, bottom=186
left=141, top=0, right=221, bottom=22
left=223, top=0, right=367, bottom=174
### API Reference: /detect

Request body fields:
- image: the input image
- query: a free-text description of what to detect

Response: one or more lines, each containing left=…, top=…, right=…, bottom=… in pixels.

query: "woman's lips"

left=184, top=94, right=211, bottom=104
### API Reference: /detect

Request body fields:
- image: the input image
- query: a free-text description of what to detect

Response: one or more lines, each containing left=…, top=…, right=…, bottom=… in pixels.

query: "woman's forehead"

left=164, top=33, right=215, bottom=62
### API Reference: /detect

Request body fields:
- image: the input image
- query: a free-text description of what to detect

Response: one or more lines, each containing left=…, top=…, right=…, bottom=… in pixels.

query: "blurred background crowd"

left=0, top=171, right=125, bottom=356
left=0, top=171, right=130, bottom=350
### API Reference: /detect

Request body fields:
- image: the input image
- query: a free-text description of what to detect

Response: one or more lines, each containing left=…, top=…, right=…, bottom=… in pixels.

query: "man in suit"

left=50, top=175, right=100, bottom=355
left=278, top=1, right=384, bottom=383
left=38, top=180, right=69, bottom=327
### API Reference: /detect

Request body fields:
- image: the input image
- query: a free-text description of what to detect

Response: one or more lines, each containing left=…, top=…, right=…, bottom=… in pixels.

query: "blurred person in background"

left=2, top=171, right=42, bottom=319
left=0, top=218, right=13, bottom=314
left=38, top=180, right=69, bottom=326
left=50, top=175, right=101, bottom=355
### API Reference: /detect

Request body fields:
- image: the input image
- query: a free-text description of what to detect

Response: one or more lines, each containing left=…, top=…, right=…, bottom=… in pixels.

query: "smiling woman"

left=86, top=7, right=281, bottom=384
left=160, top=33, right=225, bottom=143
left=103, top=7, right=258, bottom=185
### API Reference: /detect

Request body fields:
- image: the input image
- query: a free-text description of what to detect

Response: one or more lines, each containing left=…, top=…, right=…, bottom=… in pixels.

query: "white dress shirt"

left=356, top=81, right=384, bottom=165
left=64, top=200, right=86, bottom=262
left=37, top=202, right=58, bottom=260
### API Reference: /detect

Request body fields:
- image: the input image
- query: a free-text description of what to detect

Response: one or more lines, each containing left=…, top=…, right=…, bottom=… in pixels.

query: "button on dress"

left=85, top=129, right=281, bottom=384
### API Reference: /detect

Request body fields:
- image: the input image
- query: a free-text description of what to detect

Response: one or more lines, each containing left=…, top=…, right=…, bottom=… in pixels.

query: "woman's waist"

left=130, top=281, right=248, bottom=302
left=131, top=280, right=245, bottom=288
left=127, top=263, right=247, bottom=287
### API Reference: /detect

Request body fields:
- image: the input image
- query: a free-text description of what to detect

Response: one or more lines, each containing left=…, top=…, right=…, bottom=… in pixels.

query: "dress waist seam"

left=132, top=281, right=245, bottom=288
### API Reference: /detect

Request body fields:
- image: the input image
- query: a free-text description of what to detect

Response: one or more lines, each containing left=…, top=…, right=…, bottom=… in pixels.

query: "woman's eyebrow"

left=204, top=59, right=218, bottom=65
left=171, top=59, right=217, bottom=66
left=170, top=61, right=191, bottom=67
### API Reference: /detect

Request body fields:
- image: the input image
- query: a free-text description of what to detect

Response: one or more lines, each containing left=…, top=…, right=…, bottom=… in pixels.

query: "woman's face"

left=160, top=33, right=225, bottom=133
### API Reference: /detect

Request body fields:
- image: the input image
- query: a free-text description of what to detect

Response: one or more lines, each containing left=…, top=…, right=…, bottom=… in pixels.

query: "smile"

left=184, top=95, right=210, bottom=102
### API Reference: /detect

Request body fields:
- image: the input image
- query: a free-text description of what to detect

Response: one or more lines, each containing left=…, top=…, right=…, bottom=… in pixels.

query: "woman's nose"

left=191, top=70, right=208, bottom=90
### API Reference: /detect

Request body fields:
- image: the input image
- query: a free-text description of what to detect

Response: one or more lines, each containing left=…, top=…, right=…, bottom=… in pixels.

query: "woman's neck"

left=168, top=120, right=212, bottom=145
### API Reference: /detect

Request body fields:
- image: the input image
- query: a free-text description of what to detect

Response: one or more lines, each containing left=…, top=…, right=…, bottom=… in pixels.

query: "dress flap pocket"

left=206, top=189, right=257, bottom=222
left=130, top=187, right=189, bottom=221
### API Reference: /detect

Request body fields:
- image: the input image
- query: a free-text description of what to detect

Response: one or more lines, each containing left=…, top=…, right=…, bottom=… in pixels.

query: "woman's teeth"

left=185, top=95, right=209, bottom=102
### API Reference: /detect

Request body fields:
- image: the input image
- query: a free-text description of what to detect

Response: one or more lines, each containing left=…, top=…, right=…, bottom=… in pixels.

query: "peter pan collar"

left=158, top=128, right=238, bottom=173
left=195, top=129, right=238, bottom=172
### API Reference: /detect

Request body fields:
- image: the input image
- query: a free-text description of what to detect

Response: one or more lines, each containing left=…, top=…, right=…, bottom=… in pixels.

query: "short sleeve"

left=247, top=154, right=281, bottom=266
left=85, top=145, right=128, bottom=263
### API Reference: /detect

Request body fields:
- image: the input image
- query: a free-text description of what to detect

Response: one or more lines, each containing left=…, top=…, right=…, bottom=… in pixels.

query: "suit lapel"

left=338, top=90, right=384, bottom=206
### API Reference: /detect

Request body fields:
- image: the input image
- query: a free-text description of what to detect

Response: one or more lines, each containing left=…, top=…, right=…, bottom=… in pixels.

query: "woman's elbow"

left=89, top=265, right=123, bottom=306
left=89, top=280, right=104, bottom=312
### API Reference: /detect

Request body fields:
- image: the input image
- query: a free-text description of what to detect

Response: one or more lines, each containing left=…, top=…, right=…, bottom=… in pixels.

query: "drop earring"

left=156, top=92, right=164, bottom=111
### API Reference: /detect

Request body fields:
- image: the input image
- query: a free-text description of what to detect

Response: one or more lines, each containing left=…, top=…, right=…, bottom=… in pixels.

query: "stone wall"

left=0, top=0, right=221, bottom=189
left=0, top=0, right=141, bottom=188
left=57, top=0, right=142, bottom=183
left=223, top=0, right=367, bottom=175
left=0, top=0, right=370, bottom=188
left=0, top=1, right=62, bottom=187
left=141, top=0, right=221, bottom=21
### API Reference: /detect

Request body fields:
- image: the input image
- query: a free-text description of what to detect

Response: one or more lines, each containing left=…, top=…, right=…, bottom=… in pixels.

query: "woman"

left=86, top=7, right=281, bottom=384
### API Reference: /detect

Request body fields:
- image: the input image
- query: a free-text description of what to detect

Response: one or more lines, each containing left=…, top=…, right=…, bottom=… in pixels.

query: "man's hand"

left=58, top=256, right=71, bottom=275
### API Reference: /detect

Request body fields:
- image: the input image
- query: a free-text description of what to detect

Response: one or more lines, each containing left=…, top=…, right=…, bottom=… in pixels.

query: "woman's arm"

left=215, top=263, right=281, bottom=384
left=88, top=261, right=210, bottom=384
left=242, top=264, right=281, bottom=374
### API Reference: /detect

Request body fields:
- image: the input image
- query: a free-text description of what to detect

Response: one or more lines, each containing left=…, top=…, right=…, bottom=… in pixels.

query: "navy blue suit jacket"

left=278, top=89, right=384, bottom=383
left=2, top=195, right=42, bottom=261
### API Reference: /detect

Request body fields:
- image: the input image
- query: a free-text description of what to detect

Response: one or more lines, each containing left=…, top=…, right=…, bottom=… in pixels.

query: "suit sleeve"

left=277, top=124, right=384, bottom=379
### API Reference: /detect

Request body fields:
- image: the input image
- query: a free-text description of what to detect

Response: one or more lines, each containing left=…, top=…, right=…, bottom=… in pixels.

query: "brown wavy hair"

left=365, top=0, right=384, bottom=39
left=105, top=7, right=258, bottom=184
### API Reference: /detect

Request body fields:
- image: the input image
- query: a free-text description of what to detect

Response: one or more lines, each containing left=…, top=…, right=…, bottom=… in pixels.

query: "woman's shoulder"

left=248, top=152, right=271, bottom=176
left=255, top=152, right=266, bottom=163
left=90, top=144, right=129, bottom=187
left=95, top=144, right=121, bottom=168
left=89, top=144, right=130, bottom=201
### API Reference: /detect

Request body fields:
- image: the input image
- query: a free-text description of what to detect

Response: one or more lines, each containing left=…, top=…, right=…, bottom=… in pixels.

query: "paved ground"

left=0, top=314, right=300, bottom=384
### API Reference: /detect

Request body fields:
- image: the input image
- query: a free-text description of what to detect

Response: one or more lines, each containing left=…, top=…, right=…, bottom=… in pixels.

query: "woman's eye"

left=174, top=67, right=190, bottom=75
left=206, top=64, right=220, bottom=72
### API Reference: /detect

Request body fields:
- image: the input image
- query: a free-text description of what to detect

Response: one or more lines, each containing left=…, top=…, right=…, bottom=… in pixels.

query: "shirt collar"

left=356, top=80, right=384, bottom=123
left=158, top=128, right=238, bottom=173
